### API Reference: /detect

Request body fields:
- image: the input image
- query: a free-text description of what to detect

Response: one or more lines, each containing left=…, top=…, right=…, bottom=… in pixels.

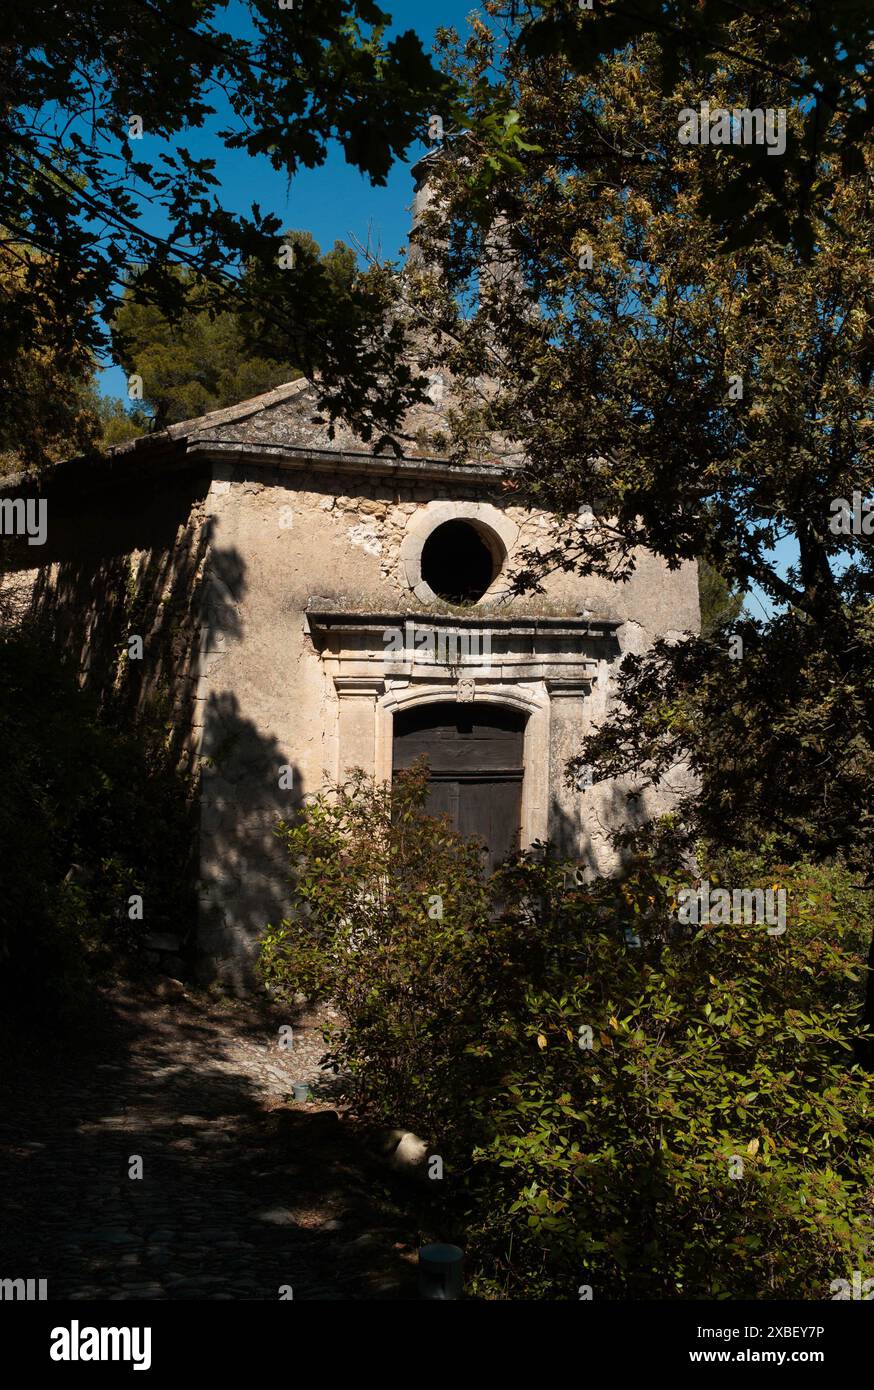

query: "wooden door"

left=393, top=703, right=524, bottom=874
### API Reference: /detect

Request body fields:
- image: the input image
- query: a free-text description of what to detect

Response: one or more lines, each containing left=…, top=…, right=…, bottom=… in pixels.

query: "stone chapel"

left=0, top=161, right=699, bottom=986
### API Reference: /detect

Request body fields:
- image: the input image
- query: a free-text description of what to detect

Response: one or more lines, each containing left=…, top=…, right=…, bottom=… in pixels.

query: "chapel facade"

left=0, top=167, right=699, bottom=987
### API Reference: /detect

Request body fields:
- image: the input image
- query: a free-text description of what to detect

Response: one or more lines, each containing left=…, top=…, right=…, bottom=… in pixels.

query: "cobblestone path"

left=0, top=981, right=416, bottom=1300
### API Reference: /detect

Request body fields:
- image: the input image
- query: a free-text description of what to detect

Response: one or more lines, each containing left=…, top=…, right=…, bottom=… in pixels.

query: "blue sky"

left=99, top=0, right=478, bottom=398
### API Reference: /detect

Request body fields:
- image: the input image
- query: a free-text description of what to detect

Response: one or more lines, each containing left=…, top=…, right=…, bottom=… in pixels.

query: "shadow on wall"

left=2, top=469, right=310, bottom=991
left=198, top=692, right=302, bottom=993
left=23, top=470, right=214, bottom=770
left=196, top=534, right=304, bottom=991
left=7, top=471, right=298, bottom=983
left=549, top=779, right=650, bottom=876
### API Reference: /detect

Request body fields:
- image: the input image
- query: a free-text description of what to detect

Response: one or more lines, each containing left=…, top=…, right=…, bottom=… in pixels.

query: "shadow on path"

left=0, top=982, right=419, bottom=1301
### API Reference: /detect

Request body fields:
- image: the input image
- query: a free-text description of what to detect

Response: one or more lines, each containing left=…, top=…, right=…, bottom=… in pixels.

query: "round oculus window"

left=420, top=519, right=503, bottom=604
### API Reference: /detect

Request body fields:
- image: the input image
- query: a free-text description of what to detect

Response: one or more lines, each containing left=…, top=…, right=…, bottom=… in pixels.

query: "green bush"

left=261, top=768, right=874, bottom=1299
left=468, top=859, right=873, bottom=1299
left=260, top=764, right=532, bottom=1140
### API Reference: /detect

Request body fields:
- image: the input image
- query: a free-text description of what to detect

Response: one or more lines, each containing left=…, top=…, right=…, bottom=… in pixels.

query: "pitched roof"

left=1, top=373, right=521, bottom=500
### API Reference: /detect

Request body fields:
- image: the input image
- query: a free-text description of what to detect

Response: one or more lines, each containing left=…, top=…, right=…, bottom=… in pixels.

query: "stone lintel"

left=307, top=610, right=615, bottom=689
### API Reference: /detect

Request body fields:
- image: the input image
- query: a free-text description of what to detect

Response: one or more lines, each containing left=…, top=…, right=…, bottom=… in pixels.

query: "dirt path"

left=0, top=980, right=419, bottom=1300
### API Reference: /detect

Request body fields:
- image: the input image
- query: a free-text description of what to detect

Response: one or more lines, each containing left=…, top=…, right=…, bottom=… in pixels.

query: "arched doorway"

left=392, top=702, right=525, bottom=873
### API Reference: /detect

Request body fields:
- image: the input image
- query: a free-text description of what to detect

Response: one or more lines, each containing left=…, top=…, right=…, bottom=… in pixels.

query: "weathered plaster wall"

left=195, top=457, right=699, bottom=984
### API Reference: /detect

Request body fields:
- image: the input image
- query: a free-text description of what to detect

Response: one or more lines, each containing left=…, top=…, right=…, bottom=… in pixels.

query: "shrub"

left=467, top=858, right=874, bottom=1299
left=260, top=771, right=874, bottom=1299
left=260, top=763, right=543, bottom=1140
